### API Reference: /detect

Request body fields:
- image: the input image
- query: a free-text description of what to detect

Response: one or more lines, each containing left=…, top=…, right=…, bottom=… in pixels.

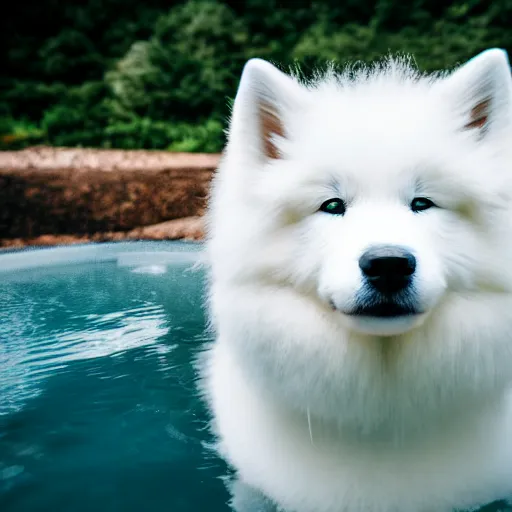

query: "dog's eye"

left=319, top=198, right=346, bottom=215
left=410, top=197, right=436, bottom=213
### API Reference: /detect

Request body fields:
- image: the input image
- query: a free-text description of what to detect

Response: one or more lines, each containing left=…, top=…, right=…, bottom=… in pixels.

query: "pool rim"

left=0, top=240, right=203, bottom=273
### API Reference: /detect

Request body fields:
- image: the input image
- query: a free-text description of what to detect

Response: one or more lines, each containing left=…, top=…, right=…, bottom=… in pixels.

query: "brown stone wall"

left=0, top=148, right=220, bottom=246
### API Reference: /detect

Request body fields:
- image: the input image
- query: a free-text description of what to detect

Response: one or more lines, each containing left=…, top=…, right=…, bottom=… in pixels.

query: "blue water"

left=0, top=243, right=229, bottom=512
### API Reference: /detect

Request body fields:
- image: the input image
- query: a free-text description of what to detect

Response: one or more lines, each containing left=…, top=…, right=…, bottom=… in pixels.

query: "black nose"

left=359, top=245, right=416, bottom=294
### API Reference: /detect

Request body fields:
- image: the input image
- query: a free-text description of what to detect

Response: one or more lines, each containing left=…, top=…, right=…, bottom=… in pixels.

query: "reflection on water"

left=1, top=301, right=170, bottom=416
left=0, top=256, right=229, bottom=512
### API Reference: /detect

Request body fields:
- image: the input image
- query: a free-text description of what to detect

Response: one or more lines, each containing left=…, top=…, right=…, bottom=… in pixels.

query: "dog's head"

left=209, top=50, right=512, bottom=338
left=207, top=51, right=512, bottom=432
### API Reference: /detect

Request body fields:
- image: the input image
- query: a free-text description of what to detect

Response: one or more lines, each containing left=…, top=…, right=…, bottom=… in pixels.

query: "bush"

left=102, top=117, right=224, bottom=152
left=0, top=117, right=46, bottom=150
left=41, top=82, right=112, bottom=147
left=106, top=1, right=248, bottom=122
left=1, top=0, right=511, bottom=151
left=293, top=5, right=512, bottom=72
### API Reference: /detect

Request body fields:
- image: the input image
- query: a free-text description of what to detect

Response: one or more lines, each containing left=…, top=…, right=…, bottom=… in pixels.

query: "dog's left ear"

left=438, top=49, right=512, bottom=136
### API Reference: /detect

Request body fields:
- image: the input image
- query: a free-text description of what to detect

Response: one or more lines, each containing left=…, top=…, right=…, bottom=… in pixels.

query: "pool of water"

left=0, top=242, right=229, bottom=512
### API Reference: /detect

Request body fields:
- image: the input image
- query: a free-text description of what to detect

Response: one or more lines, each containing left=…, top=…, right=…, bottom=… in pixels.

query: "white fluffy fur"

left=201, top=49, right=512, bottom=512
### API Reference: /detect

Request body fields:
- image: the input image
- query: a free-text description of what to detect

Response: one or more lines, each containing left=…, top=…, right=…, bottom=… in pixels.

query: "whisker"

left=307, top=406, right=317, bottom=448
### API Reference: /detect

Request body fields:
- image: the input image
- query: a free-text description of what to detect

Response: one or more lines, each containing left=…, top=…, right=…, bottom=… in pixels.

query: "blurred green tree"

left=1, top=0, right=510, bottom=151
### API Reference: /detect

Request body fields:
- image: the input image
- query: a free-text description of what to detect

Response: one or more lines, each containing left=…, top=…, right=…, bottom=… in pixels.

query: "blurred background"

left=1, top=0, right=511, bottom=153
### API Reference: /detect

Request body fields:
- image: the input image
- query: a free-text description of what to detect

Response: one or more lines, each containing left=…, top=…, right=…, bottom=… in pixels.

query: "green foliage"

left=1, top=0, right=511, bottom=152
left=0, top=117, right=46, bottom=150
left=166, top=119, right=224, bottom=153
left=293, top=3, right=512, bottom=71
left=102, top=117, right=224, bottom=151
left=41, top=82, right=112, bottom=147
left=106, top=1, right=248, bottom=123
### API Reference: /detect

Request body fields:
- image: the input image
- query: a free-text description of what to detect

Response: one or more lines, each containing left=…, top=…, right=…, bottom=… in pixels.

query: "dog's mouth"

left=349, top=302, right=419, bottom=318
left=329, top=293, right=425, bottom=335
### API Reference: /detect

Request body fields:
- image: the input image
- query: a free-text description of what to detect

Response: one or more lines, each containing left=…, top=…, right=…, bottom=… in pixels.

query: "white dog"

left=200, top=49, right=512, bottom=512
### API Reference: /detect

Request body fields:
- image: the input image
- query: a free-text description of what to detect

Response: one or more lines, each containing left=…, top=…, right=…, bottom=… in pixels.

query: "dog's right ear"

left=228, top=59, right=306, bottom=161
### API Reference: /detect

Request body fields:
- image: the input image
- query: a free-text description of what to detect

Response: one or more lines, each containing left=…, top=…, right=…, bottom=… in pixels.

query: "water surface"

left=0, top=243, right=228, bottom=512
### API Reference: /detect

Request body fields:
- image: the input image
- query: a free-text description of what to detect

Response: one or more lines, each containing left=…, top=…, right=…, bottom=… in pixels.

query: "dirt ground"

left=0, top=147, right=219, bottom=248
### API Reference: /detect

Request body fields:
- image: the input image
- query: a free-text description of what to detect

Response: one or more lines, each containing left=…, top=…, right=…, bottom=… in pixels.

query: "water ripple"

left=0, top=298, right=170, bottom=416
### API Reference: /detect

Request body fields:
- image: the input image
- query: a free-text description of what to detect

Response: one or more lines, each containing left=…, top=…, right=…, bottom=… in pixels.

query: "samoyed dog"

left=200, top=49, right=512, bottom=512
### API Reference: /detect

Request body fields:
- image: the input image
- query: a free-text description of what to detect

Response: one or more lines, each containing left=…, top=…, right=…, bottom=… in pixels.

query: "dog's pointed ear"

left=228, top=59, right=306, bottom=161
left=438, top=49, right=512, bottom=136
